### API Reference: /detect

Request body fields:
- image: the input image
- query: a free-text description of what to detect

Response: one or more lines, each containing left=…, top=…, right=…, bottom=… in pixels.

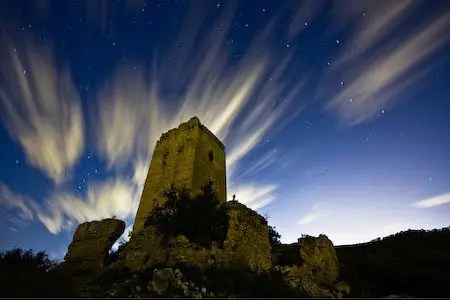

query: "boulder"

left=222, top=201, right=272, bottom=272
left=63, top=218, right=125, bottom=271
left=298, top=234, right=339, bottom=286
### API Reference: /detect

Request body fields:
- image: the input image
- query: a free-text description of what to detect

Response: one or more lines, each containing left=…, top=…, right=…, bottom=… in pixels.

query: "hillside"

left=335, top=227, right=450, bottom=297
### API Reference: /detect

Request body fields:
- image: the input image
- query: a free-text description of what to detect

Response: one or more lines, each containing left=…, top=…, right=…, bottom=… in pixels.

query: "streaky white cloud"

left=334, top=0, right=417, bottom=66
left=0, top=32, right=84, bottom=184
left=96, top=2, right=307, bottom=179
left=298, top=211, right=326, bottom=225
left=228, top=183, right=277, bottom=211
left=412, top=193, right=450, bottom=208
left=36, top=178, right=141, bottom=234
left=229, top=150, right=278, bottom=186
left=297, top=202, right=328, bottom=225
left=288, top=0, right=325, bottom=39
left=0, top=183, right=35, bottom=221
left=324, top=9, right=450, bottom=126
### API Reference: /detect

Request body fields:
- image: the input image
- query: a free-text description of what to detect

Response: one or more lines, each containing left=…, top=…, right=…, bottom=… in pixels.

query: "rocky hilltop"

left=55, top=183, right=349, bottom=298
left=48, top=117, right=350, bottom=298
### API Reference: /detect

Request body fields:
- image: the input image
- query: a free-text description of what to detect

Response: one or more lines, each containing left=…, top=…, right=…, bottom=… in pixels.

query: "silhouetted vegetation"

left=0, top=248, right=74, bottom=297
left=268, top=225, right=282, bottom=246
left=3, top=202, right=449, bottom=298
left=336, top=227, right=450, bottom=297
left=145, top=181, right=229, bottom=248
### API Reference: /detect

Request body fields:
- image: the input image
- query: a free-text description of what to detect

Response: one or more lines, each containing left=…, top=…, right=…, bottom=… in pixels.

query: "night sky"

left=1, top=0, right=450, bottom=260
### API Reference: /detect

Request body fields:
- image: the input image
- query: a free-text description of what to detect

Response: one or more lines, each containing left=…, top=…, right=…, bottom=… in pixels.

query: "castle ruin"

left=133, top=116, right=227, bottom=234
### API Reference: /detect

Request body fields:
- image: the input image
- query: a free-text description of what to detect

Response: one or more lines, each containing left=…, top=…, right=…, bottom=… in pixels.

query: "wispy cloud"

left=36, top=178, right=141, bottom=234
left=0, top=31, right=84, bottom=184
left=96, top=2, right=307, bottom=177
left=0, top=183, right=35, bottom=221
left=333, top=0, right=417, bottom=65
left=412, top=193, right=450, bottom=208
left=297, top=202, right=328, bottom=225
left=288, top=0, right=325, bottom=39
left=229, top=184, right=277, bottom=211
left=324, top=6, right=450, bottom=126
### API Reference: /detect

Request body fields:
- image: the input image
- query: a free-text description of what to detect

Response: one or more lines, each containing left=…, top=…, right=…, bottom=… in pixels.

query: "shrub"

left=145, top=181, right=228, bottom=248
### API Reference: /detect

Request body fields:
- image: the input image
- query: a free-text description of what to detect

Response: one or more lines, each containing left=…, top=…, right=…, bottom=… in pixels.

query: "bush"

left=145, top=181, right=228, bottom=248
left=0, top=248, right=74, bottom=297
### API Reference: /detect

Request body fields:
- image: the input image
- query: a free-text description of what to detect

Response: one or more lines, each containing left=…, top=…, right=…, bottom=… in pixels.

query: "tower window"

left=208, top=150, right=214, bottom=162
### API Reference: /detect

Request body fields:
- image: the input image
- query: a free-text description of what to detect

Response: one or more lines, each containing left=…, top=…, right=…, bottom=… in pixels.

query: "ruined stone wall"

left=222, top=201, right=272, bottom=272
left=133, top=117, right=226, bottom=234
left=63, top=218, right=125, bottom=271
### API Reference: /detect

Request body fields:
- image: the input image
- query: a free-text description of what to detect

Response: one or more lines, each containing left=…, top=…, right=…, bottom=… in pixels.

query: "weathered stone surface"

left=150, top=268, right=177, bottom=296
left=222, top=201, right=272, bottom=272
left=297, top=234, right=339, bottom=286
left=64, top=218, right=125, bottom=270
left=166, top=235, right=228, bottom=271
left=133, top=116, right=227, bottom=234
left=277, top=265, right=335, bottom=298
left=123, top=226, right=167, bottom=271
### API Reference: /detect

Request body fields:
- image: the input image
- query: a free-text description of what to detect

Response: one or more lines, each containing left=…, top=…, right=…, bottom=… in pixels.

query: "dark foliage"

left=268, top=225, right=282, bottom=246
left=336, top=227, right=450, bottom=298
left=145, top=181, right=228, bottom=248
left=0, top=248, right=74, bottom=297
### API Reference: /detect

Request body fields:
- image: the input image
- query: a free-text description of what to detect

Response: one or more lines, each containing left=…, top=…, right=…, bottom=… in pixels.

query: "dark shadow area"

left=335, top=227, right=450, bottom=298
left=0, top=248, right=75, bottom=297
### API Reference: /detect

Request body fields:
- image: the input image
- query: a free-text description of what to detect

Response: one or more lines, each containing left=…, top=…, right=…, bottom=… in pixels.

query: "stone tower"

left=133, top=116, right=227, bottom=234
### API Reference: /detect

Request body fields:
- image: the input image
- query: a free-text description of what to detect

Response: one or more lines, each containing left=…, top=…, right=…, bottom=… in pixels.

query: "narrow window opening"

left=208, top=150, right=214, bottom=162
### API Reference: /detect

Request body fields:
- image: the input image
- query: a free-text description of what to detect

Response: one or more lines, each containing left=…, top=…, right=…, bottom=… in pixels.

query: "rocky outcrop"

left=63, top=218, right=125, bottom=271
left=123, top=225, right=167, bottom=271
left=222, top=201, right=272, bottom=272
left=270, top=235, right=342, bottom=297
left=297, top=234, right=339, bottom=286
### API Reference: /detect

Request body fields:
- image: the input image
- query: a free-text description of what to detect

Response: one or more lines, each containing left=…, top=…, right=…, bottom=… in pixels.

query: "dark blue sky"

left=1, top=0, right=449, bottom=259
